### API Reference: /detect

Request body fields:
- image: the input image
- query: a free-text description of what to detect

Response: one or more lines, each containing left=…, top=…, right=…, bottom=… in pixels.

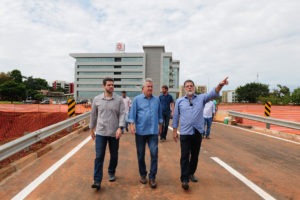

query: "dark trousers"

left=135, top=134, right=158, bottom=179
left=179, top=129, right=202, bottom=182
left=94, top=135, right=119, bottom=183
left=161, top=114, right=170, bottom=140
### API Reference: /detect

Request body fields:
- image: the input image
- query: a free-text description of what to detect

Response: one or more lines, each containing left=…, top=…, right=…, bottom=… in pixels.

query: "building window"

left=114, top=85, right=121, bottom=88
left=114, top=72, right=121, bottom=75
left=114, top=78, right=121, bottom=81
left=121, top=57, right=143, bottom=62
left=115, top=58, right=121, bottom=62
left=114, top=66, right=121, bottom=69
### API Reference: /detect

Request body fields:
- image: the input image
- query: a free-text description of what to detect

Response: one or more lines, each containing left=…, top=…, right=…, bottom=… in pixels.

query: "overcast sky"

left=0, top=0, right=299, bottom=92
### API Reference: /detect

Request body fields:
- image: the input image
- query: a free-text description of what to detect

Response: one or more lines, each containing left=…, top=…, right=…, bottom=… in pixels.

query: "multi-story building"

left=70, top=45, right=180, bottom=100
left=196, top=85, right=207, bottom=94
left=52, top=80, right=74, bottom=94
left=222, top=90, right=237, bottom=103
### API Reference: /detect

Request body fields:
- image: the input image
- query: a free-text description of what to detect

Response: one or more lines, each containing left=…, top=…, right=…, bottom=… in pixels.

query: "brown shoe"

left=140, top=176, right=147, bottom=184
left=149, top=179, right=157, bottom=188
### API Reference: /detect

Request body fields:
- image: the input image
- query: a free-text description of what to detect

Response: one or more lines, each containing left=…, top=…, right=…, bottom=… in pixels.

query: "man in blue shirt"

left=159, top=85, right=174, bottom=142
left=128, top=78, right=163, bottom=189
left=172, top=77, right=228, bottom=190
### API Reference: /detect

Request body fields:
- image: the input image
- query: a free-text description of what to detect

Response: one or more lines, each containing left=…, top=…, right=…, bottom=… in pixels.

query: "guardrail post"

left=24, top=132, right=30, bottom=152
left=264, top=101, right=272, bottom=129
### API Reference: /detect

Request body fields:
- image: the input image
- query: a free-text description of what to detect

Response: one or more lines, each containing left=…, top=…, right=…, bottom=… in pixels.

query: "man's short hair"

left=103, top=77, right=114, bottom=86
left=184, top=80, right=195, bottom=87
left=162, top=85, right=168, bottom=90
left=143, top=78, right=153, bottom=86
left=122, top=91, right=126, bottom=94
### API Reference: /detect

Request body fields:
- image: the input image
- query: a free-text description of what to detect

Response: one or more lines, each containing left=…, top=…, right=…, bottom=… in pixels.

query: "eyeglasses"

left=189, top=98, right=193, bottom=106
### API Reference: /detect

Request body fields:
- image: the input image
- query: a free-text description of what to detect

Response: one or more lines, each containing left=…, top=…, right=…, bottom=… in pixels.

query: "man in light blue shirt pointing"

left=172, top=77, right=228, bottom=190
left=128, top=78, right=163, bottom=189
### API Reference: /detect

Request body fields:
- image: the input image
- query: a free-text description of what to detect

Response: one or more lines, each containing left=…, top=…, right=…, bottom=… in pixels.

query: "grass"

left=0, top=101, right=23, bottom=104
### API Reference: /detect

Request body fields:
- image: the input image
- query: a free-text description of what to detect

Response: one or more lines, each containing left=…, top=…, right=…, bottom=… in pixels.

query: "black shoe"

left=189, top=174, right=198, bottom=182
left=149, top=179, right=157, bottom=188
left=126, top=127, right=129, bottom=132
left=202, top=135, right=205, bottom=139
left=140, top=176, right=147, bottom=184
left=109, top=174, right=116, bottom=182
left=206, top=136, right=210, bottom=139
left=91, top=182, right=101, bottom=190
left=182, top=181, right=189, bottom=190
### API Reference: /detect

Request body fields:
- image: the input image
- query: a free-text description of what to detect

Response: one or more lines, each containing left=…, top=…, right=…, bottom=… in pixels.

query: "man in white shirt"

left=203, top=100, right=215, bottom=139
left=122, top=91, right=131, bottom=133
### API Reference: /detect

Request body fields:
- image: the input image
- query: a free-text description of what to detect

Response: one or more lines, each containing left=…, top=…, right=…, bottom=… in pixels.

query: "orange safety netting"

left=218, top=105, right=300, bottom=135
left=0, top=104, right=91, bottom=142
left=0, top=104, right=91, bottom=113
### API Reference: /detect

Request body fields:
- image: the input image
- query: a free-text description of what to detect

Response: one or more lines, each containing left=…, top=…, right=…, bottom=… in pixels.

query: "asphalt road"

left=0, top=122, right=299, bottom=200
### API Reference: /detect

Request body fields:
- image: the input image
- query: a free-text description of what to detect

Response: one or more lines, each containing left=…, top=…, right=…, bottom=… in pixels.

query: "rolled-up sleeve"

left=89, top=99, right=98, bottom=129
left=172, top=99, right=180, bottom=128
left=203, top=88, right=219, bottom=104
left=128, top=97, right=137, bottom=124
left=119, top=99, right=125, bottom=127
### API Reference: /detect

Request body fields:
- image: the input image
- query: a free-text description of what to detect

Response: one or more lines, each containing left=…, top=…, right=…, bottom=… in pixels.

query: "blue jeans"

left=135, top=134, right=158, bottom=180
left=161, top=113, right=170, bottom=140
left=94, top=135, right=119, bottom=183
left=122, top=113, right=129, bottom=133
left=204, top=117, right=213, bottom=137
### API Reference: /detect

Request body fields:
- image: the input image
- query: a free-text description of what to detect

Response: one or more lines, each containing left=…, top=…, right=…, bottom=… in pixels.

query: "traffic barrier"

left=217, top=105, right=300, bottom=135
left=67, top=99, right=76, bottom=117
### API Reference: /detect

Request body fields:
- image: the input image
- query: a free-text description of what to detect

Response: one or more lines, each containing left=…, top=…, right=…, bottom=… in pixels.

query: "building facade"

left=70, top=45, right=180, bottom=100
left=52, top=80, right=74, bottom=94
left=222, top=90, right=237, bottom=103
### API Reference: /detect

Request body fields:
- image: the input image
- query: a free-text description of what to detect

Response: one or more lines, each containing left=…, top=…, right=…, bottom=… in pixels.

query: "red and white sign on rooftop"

left=115, top=42, right=125, bottom=52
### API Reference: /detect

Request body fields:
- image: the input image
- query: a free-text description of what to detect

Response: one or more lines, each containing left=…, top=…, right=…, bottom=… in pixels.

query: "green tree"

left=0, top=72, right=12, bottom=84
left=236, top=82, right=269, bottom=103
left=24, top=76, right=48, bottom=90
left=0, top=81, right=26, bottom=103
left=10, top=69, right=23, bottom=83
left=291, top=88, right=300, bottom=104
left=34, top=93, right=44, bottom=101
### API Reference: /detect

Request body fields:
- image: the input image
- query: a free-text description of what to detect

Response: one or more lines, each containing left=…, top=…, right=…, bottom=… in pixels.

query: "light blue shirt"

left=172, top=89, right=219, bottom=135
left=128, top=94, right=163, bottom=135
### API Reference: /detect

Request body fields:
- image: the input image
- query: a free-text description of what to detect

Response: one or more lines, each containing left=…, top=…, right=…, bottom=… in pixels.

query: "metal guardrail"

left=0, top=111, right=91, bottom=162
left=228, top=110, right=300, bottom=130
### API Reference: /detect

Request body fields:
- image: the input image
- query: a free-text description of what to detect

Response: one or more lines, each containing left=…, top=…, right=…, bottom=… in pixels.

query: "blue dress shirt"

left=128, top=94, right=163, bottom=135
left=172, top=88, right=219, bottom=135
left=159, top=93, right=174, bottom=116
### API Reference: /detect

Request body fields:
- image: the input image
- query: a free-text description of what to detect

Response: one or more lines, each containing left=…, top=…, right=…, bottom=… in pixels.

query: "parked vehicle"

left=41, top=100, right=50, bottom=104
left=77, top=99, right=88, bottom=104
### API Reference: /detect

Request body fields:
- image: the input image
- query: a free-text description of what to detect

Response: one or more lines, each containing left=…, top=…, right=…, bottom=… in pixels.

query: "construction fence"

left=0, top=104, right=91, bottom=142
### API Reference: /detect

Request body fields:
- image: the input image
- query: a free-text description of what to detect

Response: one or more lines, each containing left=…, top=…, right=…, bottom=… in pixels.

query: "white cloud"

left=0, top=0, right=299, bottom=91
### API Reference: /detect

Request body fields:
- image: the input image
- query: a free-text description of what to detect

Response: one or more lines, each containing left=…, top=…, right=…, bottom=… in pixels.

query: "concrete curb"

left=0, top=125, right=89, bottom=182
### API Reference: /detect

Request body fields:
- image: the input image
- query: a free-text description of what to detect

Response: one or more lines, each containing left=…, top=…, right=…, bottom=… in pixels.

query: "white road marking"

left=211, top=157, right=276, bottom=200
left=214, top=122, right=300, bottom=145
left=11, top=136, right=91, bottom=200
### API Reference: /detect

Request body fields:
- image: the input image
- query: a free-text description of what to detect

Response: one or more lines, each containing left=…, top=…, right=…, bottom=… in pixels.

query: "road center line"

left=211, top=157, right=276, bottom=200
left=215, top=122, right=300, bottom=145
left=11, top=136, right=91, bottom=200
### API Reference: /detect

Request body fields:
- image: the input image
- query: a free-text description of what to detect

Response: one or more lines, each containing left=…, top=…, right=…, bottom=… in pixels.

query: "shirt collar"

left=101, top=93, right=115, bottom=100
left=142, top=93, right=153, bottom=99
left=184, top=94, right=197, bottom=99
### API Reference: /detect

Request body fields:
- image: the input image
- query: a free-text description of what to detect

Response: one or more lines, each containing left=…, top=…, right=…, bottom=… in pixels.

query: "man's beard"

left=187, top=91, right=194, bottom=96
left=106, top=89, right=113, bottom=94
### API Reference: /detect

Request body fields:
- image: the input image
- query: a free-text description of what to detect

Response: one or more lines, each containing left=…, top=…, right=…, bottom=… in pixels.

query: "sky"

left=0, top=0, right=299, bottom=92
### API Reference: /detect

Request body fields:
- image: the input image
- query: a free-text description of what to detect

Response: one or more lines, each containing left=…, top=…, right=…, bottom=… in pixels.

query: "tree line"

left=235, top=82, right=300, bottom=105
left=0, top=69, right=65, bottom=103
